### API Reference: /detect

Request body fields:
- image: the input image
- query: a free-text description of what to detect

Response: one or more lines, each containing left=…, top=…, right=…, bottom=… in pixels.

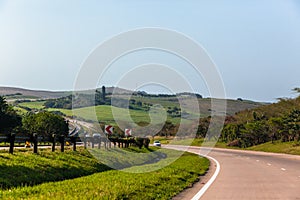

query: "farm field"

left=17, top=96, right=262, bottom=126
left=18, top=102, right=185, bottom=125
left=0, top=147, right=209, bottom=200
left=18, top=101, right=45, bottom=109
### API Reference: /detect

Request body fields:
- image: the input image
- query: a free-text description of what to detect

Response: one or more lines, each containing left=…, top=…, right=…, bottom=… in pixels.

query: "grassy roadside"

left=0, top=149, right=209, bottom=200
left=154, top=137, right=300, bottom=155
left=247, top=141, right=300, bottom=155
left=0, top=148, right=110, bottom=189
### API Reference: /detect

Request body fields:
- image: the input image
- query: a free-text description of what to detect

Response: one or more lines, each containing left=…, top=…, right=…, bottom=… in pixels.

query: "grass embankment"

left=0, top=148, right=209, bottom=200
left=0, top=148, right=110, bottom=189
left=155, top=137, right=300, bottom=155
left=247, top=141, right=300, bottom=155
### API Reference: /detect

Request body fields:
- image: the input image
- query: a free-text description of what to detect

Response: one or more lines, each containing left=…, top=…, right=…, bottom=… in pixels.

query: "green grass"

left=89, top=147, right=166, bottom=170
left=13, top=106, right=28, bottom=115
left=49, top=105, right=185, bottom=125
left=74, top=105, right=151, bottom=123
left=156, top=137, right=300, bottom=155
left=154, top=137, right=204, bottom=146
left=0, top=149, right=209, bottom=200
left=18, top=101, right=45, bottom=109
left=247, top=141, right=300, bottom=155
left=0, top=148, right=110, bottom=189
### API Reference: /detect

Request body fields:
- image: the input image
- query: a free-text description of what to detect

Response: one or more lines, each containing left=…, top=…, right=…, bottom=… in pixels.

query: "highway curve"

left=165, top=145, right=300, bottom=200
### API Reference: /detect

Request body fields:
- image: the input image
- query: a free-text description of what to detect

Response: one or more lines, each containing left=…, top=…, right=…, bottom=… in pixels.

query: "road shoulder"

left=172, top=156, right=217, bottom=200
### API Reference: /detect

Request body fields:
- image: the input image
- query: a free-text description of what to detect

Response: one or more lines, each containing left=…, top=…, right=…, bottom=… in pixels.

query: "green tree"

left=240, top=121, right=269, bottom=147
left=0, top=96, right=21, bottom=134
left=197, top=117, right=210, bottom=138
left=221, top=123, right=241, bottom=143
left=281, top=109, right=300, bottom=142
left=22, top=111, right=69, bottom=138
left=267, top=117, right=284, bottom=143
left=102, top=85, right=106, bottom=102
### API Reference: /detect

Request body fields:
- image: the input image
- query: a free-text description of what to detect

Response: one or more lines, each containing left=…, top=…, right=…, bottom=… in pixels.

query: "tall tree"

left=0, top=96, right=21, bottom=134
left=102, top=85, right=106, bottom=102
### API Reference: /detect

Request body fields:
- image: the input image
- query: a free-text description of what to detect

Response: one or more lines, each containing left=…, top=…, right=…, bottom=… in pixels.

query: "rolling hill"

left=0, top=86, right=132, bottom=100
left=7, top=86, right=267, bottom=127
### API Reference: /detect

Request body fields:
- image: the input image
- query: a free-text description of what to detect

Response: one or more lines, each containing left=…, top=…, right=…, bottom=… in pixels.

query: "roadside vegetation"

left=247, top=141, right=300, bottom=155
left=219, top=92, right=300, bottom=148
left=0, top=148, right=110, bottom=189
left=0, top=148, right=209, bottom=200
left=156, top=137, right=300, bottom=155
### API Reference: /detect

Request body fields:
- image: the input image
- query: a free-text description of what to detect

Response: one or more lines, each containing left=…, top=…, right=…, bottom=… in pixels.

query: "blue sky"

left=0, top=0, right=300, bottom=102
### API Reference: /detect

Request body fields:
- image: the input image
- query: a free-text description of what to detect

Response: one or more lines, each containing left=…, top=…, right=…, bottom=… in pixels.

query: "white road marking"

left=267, top=163, right=272, bottom=166
left=256, top=160, right=260, bottom=162
left=281, top=168, right=286, bottom=171
left=191, top=155, right=220, bottom=200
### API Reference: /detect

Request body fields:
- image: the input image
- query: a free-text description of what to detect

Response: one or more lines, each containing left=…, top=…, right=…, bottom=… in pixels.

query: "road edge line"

left=191, top=154, right=220, bottom=200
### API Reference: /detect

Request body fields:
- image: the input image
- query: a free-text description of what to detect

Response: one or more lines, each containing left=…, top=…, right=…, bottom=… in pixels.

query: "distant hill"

left=0, top=86, right=133, bottom=100
left=2, top=86, right=266, bottom=117
left=6, top=86, right=266, bottom=119
left=0, top=87, right=71, bottom=100
left=0, top=87, right=71, bottom=99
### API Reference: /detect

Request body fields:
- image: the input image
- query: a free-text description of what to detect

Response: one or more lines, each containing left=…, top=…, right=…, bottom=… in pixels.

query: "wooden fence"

left=0, top=131, right=147, bottom=154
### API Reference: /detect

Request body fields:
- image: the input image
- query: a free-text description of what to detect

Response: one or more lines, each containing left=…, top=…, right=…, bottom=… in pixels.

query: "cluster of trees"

left=166, top=106, right=181, bottom=117
left=22, top=112, right=69, bottom=138
left=44, top=95, right=73, bottom=109
left=189, top=94, right=300, bottom=148
left=191, top=92, right=300, bottom=148
left=220, top=109, right=300, bottom=147
left=0, top=96, right=69, bottom=139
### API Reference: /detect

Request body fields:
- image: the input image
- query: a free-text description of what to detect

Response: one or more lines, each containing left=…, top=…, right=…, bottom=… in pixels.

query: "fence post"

left=9, top=133, right=16, bottom=154
left=33, top=133, right=38, bottom=154
left=108, top=137, right=111, bottom=148
left=98, top=137, right=101, bottom=149
left=60, top=135, right=65, bottom=152
left=91, top=137, right=94, bottom=148
left=71, top=136, right=76, bottom=151
left=52, top=134, right=56, bottom=152
left=84, top=134, right=87, bottom=149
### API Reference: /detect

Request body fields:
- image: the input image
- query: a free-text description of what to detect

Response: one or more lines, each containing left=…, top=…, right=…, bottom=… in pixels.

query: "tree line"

left=0, top=96, right=68, bottom=139
left=194, top=93, right=300, bottom=147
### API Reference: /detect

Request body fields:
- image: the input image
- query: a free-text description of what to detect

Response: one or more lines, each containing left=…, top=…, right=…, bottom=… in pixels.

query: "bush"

left=135, top=137, right=150, bottom=149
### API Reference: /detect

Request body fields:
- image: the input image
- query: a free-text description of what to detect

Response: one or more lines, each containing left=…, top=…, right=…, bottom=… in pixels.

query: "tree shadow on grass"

left=0, top=163, right=112, bottom=189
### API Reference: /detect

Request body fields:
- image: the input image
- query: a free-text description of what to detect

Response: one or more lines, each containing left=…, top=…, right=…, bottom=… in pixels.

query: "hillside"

left=0, top=86, right=132, bottom=100
left=0, top=87, right=71, bottom=100
left=219, top=96, right=300, bottom=148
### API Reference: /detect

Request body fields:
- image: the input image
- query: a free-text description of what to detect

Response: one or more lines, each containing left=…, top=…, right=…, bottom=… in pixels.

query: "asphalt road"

left=165, top=145, right=300, bottom=200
